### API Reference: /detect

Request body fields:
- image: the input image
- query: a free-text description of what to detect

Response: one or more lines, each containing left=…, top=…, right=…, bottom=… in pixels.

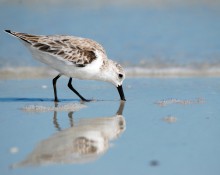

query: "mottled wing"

left=6, top=30, right=106, bottom=67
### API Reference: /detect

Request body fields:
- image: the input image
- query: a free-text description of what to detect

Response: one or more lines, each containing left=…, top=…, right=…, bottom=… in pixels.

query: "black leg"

left=53, top=74, right=61, bottom=102
left=68, top=78, right=90, bottom=102
left=68, top=111, right=74, bottom=127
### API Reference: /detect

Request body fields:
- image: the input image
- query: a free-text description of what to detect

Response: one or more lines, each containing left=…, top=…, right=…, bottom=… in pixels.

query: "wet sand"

left=1, top=66, right=220, bottom=80
left=0, top=77, right=220, bottom=175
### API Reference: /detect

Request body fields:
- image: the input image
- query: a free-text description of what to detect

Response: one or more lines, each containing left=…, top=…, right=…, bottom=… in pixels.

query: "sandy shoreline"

left=1, top=66, right=220, bottom=80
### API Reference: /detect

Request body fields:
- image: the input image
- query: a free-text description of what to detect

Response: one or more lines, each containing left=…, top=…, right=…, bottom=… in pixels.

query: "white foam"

left=125, top=67, right=220, bottom=77
left=0, top=67, right=57, bottom=79
left=1, top=65, right=220, bottom=79
left=155, top=98, right=205, bottom=107
left=22, top=103, right=86, bottom=112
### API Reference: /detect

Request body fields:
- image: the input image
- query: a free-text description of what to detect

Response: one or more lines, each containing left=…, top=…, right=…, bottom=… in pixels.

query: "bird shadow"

left=0, top=97, right=121, bottom=103
left=0, top=97, right=79, bottom=102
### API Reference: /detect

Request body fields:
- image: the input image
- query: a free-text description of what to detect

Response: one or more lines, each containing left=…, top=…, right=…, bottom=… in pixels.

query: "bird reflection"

left=13, top=101, right=126, bottom=167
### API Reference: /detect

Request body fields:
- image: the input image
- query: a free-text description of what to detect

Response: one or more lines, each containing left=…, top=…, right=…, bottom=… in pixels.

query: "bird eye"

left=118, top=74, right=123, bottom=78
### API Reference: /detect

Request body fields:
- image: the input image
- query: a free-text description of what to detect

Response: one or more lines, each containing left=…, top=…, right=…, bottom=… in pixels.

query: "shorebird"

left=5, top=30, right=126, bottom=102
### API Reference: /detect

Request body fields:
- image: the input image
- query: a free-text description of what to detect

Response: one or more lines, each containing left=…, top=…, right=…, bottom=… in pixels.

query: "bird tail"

left=4, top=30, right=32, bottom=44
left=5, top=30, right=16, bottom=36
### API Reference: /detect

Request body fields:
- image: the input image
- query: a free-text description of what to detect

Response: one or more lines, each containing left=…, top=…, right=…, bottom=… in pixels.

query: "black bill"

left=117, top=85, right=126, bottom=101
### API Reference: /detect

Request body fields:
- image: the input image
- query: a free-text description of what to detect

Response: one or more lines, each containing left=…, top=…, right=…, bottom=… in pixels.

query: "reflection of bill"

left=13, top=102, right=126, bottom=167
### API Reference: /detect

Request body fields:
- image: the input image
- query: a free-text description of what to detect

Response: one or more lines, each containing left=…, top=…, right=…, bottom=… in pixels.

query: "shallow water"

left=0, top=3, right=220, bottom=77
left=0, top=78, right=220, bottom=175
left=1, top=2, right=220, bottom=174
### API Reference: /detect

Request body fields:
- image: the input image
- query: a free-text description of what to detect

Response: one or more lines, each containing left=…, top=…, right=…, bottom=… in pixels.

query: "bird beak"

left=117, top=85, right=126, bottom=101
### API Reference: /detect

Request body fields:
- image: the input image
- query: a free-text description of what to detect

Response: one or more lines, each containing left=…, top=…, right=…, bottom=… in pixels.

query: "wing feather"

left=7, top=31, right=106, bottom=67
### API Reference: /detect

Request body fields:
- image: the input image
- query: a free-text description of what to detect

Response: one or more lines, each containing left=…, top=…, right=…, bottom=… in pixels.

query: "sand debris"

left=10, top=147, right=19, bottom=154
left=22, top=103, right=86, bottom=112
left=41, top=85, right=48, bottom=89
left=163, top=116, right=177, bottom=123
left=155, top=98, right=205, bottom=107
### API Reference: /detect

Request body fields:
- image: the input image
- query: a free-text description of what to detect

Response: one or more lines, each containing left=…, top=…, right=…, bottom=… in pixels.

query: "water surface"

left=0, top=78, right=220, bottom=175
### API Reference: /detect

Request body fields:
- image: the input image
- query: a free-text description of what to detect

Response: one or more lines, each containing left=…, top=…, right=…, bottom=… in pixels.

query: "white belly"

left=30, top=47, right=103, bottom=80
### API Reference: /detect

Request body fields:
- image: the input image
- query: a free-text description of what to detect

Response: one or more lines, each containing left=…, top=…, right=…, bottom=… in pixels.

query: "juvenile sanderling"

left=5, top=30, right=126, bottom=102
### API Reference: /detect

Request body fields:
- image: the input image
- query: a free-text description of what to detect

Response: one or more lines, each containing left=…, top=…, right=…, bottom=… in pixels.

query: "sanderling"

left=5, top=30, right=126, bottom=102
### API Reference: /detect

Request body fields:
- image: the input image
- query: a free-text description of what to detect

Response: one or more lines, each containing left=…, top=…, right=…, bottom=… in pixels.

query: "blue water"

left=0, top=3, right=220, bottom=69
left=1, top=2, right=220, bottom=174
left=0, top=78, right=220, bottom=175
